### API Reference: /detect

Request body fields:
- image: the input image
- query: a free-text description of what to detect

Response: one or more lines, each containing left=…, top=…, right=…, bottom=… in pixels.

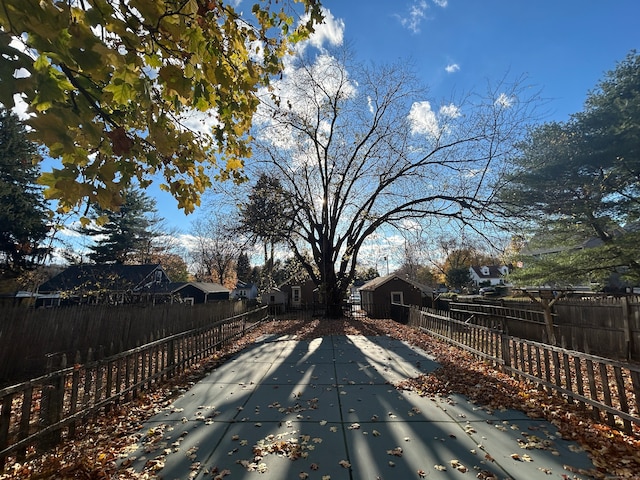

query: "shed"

left=360, top=274, right=433, bottom=319
left=261, top=287, right=287, bottom=314
left=279, top=278, right=318, bottom=310
left=171, top=282, right=230, bottom=304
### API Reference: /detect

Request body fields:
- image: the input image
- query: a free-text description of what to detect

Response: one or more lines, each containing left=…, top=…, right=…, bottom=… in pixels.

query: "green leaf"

left=104, top=80, right=136, bottom=105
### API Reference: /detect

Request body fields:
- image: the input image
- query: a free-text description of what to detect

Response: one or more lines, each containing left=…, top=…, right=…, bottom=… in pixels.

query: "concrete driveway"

left=118, top=334, right=596, bottom=479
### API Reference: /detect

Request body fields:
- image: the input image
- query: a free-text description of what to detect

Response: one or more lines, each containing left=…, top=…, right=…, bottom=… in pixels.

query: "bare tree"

left=250, top=48, right=538, bottom=317
left=189, top=215, right=247, bottom=288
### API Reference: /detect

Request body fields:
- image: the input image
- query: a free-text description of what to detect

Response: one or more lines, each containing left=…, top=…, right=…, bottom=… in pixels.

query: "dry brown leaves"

left=2, top=316, right=639, bottom=479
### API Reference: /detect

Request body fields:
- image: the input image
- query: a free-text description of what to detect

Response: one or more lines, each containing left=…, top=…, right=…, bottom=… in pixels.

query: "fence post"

left=501, top=327, right=511, bottom=369
left=217, top=323, right=223, bottom=351
left=621, top=296, right=631, bottom=361
left=39, top=353, right=66, bottom=451
left=167, top=338, right=175, bottom=377
left=0, top=392, right=12, bottom=469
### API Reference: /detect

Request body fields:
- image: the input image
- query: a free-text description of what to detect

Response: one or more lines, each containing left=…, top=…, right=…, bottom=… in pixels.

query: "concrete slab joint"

left=118, top=334, right=596, bottom=479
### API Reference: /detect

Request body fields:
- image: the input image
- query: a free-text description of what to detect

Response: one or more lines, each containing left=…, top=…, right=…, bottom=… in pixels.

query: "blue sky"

left=330, top=0, right=639, bottom=120
left=51, top=0, right=639, bottom=268
left=149, top=0, right=640, bottom=232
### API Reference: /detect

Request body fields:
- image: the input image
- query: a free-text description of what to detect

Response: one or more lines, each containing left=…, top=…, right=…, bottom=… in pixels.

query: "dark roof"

left=360, top=274, right=432, bottom=294
left=38, top=264, right=165, bottom=293
left=174, top=282, right=230, bottom=294
left=470, top=265, right=506, bottom=279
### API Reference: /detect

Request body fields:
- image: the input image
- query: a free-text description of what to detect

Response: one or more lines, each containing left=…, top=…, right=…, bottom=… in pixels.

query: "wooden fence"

left=408, top=306, right=640, bottom=435
left=0, top=301, right=249, bottom=386
left=449, top=296, right=640, bottom=361
left=0, top=306, right=269, bottom=469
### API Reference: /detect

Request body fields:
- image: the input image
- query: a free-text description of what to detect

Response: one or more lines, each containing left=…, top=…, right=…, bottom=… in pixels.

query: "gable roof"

left=176, top=282, right=230, bottom=294
left=360, top=274, right=432, bottom=294
left=469, top=265, right=506, bottom=279
left=38, top=264, right=165, bottom=293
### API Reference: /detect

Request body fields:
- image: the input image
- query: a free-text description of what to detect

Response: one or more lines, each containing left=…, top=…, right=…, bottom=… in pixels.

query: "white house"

left=232, top=280, right=259, bottom=300
left=469, top=265, right=510, bottom=287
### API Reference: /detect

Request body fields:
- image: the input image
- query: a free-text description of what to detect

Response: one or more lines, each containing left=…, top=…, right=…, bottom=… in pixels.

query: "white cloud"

left=10, top=93, right=31, bottom=121
left=445, top=63, right=460, bottom=73
left=177, top=109, right=219, bottom=139
left=495, top=92, right=514, bottom=108
left=396, top=0, right=448, bottom=33
left=439, top=103, right=461, bottom=118
left=256, top=52, right=357, bottom=150
left=409, top=101, right=461, bottom=137
left=398, top=0, right=428, bottom=34
left=408, top=101, right=439, bottom=137
left=367, top=95, right=374, bottom=114
left=307, top=8, right=345, bottom=49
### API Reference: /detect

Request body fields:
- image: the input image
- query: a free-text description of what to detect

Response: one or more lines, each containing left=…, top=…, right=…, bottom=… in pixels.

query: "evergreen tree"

left=236, top=251, right=252, bottom=282
left=80, top=188, right=159, bottom=264
left=0, top=108, right=50, bottom=274
left=239, top=174, right=292, bottom=285
left=499, top=51, right=640, bottom=286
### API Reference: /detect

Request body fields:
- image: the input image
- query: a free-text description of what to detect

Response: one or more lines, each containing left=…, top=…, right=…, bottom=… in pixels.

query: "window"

left=154, top=270, right=163, bottom=283
left=292, top=286, right=301, bottom=303
left=270, top=295, right=276, bottom=303
left=391, top=291, right=403, bottom=305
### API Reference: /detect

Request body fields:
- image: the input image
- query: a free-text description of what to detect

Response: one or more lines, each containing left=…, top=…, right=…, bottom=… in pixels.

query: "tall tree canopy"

left=499, top=51, right=640, bottom=287
left=190, top=214, right=247, bottom=287
left=239, top=173, right=292, bottom=285
left=0, top=108, right=50, bottom=274
left=0, top=0, right=322, bottom=214
left=80, top=187, right=160, bottom=264
left=249, top=48, right=536, bottom=316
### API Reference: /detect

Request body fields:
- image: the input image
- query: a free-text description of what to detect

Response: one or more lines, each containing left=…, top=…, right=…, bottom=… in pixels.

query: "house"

left=279, top=278, right=318, bottom=310
left=170, top=281, right=230, bottom=304
left=469, top=265, right=510, bottom=287
left=37, top=264, right=172, bottom=306
left=261, top=276, right=321, bottom=314
left=360, top=274, right=433, bottom=319
left=232, top=280, right=259, bottom=301
left=261, top=287, right=287, bottom=314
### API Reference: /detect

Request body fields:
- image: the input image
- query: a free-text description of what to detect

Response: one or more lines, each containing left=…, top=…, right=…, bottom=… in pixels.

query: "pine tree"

left=236, top=251, right=252, bottom=282
left=0, top=108, right=50, bottom=275
left=80, top=188, right=159, bottom=264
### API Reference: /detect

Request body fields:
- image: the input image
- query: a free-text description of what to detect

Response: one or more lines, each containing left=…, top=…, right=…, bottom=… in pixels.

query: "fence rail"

left=448, top=296, right=640, bottom=361
left=0, top=306, right=269, bottom=469
left=0, top=301, right=250, bottom=386
left=409, top=306, right=640, bottom=434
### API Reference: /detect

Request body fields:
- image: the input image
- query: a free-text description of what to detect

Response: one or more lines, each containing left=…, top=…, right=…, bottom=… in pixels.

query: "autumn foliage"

left=2, top=316, right=639, bottom=479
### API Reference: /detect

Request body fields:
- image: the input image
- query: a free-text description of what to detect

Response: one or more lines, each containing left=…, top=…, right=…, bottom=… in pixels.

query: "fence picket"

left=17, top=386, right=32, bottom=462
left=562, top=351, right=573, bottom=402
left=574, top=357, right=586, bottom=410
left=613, top=366, right=632, bottom=434
left=409, top=305, right=639, bottom=434
left=599, top=363, right=616, bottom=426
left=585, top=358, right=601, bottom=420
left=0, top=306, right=269, bottom=468
left=0, top=394, right=12, bottom=467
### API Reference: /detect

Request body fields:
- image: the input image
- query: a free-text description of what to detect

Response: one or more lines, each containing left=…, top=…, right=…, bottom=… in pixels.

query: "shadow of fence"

left=0, top=306, right=269, bottom=469
left=407, top=305, right=640, bottom=435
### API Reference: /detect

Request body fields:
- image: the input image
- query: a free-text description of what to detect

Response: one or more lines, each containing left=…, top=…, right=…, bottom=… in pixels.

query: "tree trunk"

left=322, top=273, right=346, bottom=319
left=542, top=301, right=557, bottom=346
left=325, top=285, right=344, bottom=318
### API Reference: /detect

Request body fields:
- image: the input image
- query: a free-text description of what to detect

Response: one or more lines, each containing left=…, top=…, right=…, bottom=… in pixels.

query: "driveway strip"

left=118, top=334, right=597, bottom=479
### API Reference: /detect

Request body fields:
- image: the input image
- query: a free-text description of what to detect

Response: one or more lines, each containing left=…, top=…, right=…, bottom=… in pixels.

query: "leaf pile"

left=1, top=316, right=639, bottom=479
